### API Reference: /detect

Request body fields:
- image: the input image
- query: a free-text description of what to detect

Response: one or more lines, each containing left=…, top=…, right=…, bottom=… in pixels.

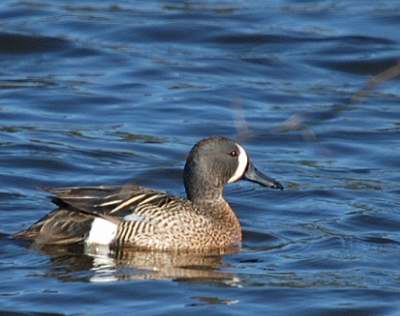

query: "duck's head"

left=183, top=136, right=283, bottom=202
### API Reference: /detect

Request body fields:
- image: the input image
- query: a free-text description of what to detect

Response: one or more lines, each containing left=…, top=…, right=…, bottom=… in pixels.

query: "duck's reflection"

left=34, top=243, right=240, bottom=285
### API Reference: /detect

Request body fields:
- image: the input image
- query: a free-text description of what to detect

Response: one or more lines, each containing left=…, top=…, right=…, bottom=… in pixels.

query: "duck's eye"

left=230, top=150, right=237, bottom=157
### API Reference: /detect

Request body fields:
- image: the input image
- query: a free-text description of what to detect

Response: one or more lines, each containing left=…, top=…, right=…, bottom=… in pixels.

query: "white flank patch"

left=228, top=144, right=248, bottom=183
left=85, top=218, right=118, bottom=245
left=123, top=213, right=145, bottom=222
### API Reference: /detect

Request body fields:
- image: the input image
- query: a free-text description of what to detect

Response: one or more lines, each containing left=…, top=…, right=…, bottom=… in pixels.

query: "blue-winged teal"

left=15, top=136, right=283, bottom=252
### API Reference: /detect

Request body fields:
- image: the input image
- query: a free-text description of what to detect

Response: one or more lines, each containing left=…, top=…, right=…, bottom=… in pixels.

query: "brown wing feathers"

left=45, top=184, right=174, bottom=218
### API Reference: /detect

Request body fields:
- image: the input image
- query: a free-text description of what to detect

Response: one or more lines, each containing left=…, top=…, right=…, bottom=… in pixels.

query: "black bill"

left=243, top=161, right=283, bottom=190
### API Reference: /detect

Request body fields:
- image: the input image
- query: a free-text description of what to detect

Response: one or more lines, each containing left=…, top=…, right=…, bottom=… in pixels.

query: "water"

left=1, top=0, right=400, bottom=314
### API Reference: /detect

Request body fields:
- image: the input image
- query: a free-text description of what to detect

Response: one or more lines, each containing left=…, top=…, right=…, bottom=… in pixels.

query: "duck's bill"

left=243, top=162, right=284, bottom=190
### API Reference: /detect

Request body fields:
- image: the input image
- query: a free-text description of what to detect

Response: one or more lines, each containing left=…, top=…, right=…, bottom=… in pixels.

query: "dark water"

left=1, top=0, right=400, bottom=315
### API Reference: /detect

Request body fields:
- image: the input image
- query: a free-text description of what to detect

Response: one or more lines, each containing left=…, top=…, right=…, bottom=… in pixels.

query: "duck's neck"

left=184, top=173, right=225, bottom=203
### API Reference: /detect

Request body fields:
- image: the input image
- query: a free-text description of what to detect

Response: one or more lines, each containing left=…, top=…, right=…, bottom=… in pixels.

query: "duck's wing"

left=46, top=184, right=178, bottom=218
left=15, top=184, right=185, bottom=246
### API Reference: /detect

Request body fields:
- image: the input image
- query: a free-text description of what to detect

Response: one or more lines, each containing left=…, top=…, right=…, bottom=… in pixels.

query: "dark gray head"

left=183, top=136, right=283, bottom=202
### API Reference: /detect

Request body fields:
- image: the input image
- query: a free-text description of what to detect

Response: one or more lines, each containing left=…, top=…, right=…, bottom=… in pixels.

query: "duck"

left=15, top=136, right=283, bottom=252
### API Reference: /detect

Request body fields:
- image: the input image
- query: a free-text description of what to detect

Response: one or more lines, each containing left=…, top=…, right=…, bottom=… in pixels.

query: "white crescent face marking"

left=228, top=144, right=248, bottom=183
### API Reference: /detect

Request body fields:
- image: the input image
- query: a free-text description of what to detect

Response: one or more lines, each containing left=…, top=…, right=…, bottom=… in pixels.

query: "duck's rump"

left=14, top=208, right=95, bottom=245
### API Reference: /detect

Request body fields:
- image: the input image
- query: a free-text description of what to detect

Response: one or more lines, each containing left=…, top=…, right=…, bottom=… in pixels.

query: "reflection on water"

left=33, top=243, right=240, bottom=285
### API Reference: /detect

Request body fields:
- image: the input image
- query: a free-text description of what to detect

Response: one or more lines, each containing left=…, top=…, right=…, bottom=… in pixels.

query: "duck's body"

left=19, top=184, right=241, bottom=251
left=15, top=136, right=282, bottom=252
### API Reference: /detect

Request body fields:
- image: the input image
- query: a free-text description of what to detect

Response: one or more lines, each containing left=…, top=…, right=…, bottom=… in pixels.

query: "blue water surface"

left=1, top=0, right=400, bottom=315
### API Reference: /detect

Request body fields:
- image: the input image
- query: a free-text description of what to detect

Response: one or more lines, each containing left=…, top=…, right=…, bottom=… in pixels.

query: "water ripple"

left=1, top=0, right=400, bottom=315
